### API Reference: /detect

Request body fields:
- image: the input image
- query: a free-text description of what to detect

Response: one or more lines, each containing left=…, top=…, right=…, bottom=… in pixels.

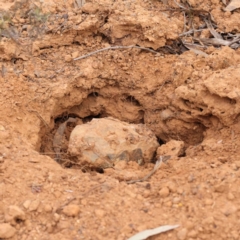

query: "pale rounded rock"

left=157, top=140, right=185, bottom=157
left=62, top=204, right=80, bottom=217
left=44, top=204, right=53, bottom=213
left=68, top=117, right=159, bottom=168
left=53, top=213, right=60, bottom=222
left=23, top=200, right=31, bottom=210
left=95, top=209, right=105, bottom=218
left=177, top=228, right=188, bottom=240
left=29, top=200, right=40, bottom=211
left=64, top=54, right=72, bottom=62
left=221, top=202, right=237, bottom=216
left=166, top=181, right=177, bottom=193
left=57, top=220, right=70, bottom=230
left=159, top=187, right=170, bottom=198
left=214, top=183, right=228, bottom=193
left=188, top=230, right=198, bottom=238
left=204, top=198, right=213, bottom=206
left=227, top=192, right=235, bottom=200
left=0, top=223, right=16, bottom=239
left=202, top=216, right=215, bottom=225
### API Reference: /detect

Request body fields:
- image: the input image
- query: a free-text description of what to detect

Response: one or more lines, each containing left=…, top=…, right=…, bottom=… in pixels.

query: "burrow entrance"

left=40, top=91, right=206, bottom=173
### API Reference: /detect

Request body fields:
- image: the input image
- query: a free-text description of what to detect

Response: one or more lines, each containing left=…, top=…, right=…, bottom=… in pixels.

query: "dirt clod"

left=0, top=223, right=16, bottom=239
left=4, top=206, right=26, bottom=224
left=62, top=204, right=80, bottom=217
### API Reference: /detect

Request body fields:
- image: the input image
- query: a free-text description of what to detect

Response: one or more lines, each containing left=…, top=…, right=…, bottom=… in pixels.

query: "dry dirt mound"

left=1, top=0, right=240, bottom=239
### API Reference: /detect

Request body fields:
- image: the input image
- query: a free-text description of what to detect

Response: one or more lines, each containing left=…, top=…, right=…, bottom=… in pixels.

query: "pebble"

left=62, top=204, right=80, bottom=217
left=44, top=204, right=53, bottom=213
left=188, top=229, right=198, bottom=238
left=114, top=160, right=127, bottom=170
left=159, top=187, right=170, bottom=198
left=71, top=51, right=79, bottom=59
left=188, top=174, right=195, bottom=183
left=53, top=213, right=60, bottom=222
left=173, top=197, right=181, bottom=204
left=29, top=200, right=40, bottom=211
left=214, top=183, right=228, bottom=193
left=221, top=203, right=237, bottom=216
left=164, top=201, right=172, bottom=207
left=95, top=209, right=105, bottom=217
left=64, top=55, right=72, bottom=62
left=81, top=199, right=87, bottom=206
left=202, top=216, right=215, bottom=225
left=5, top=205, right=26, bottom=223
left=234, top=161, right=240, bottom=168
left=227, top=192, right=235, bottom=200
left=177, top=228, right=188, bottom=240
left=57, top=220, right=70, bottom=230
left=23, top=200, right=31, bottom=210
left=0, top=223, right=16, bottom=238
left=204, top=198, right=213, bottom=206
left=166, top=181, right=177, bottom=193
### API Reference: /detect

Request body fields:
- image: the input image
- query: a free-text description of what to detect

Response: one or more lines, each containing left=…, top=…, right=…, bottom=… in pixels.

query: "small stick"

left=179, top=28, right=203, bottom=37
left=126, top=156, right=170, bottom=184
left=56, top=197, right=76, bottom=213
left=173, top=0, right=186, bottom=9
left=74, top=45, right=158, bottom=61
left=27, top=109, right=50, bottom=129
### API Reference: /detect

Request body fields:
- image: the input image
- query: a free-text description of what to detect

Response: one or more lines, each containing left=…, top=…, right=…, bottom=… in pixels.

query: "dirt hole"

left=39, top=91, right=204, bottom=173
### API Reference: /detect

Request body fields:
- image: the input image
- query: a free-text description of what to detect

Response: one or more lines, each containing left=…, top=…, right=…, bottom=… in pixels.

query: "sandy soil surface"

left=1, top=0, right=240, bottom=239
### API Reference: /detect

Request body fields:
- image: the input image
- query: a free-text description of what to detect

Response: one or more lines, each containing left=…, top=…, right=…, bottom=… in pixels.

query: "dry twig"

left=126, top=156, right=170, bottom=184
left=74, top=45, right=158, bottom=61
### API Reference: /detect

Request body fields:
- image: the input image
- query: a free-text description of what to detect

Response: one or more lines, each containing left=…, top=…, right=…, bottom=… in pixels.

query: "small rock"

left=95, top=209, right=105, bottom=217
left=177, top=188, right=184, bottom=195
left=29, top=200, right=40, bottom=211
left=188, top=174, right=195, bottom=183
left=218, top=157, right=227, bottom=163
left=5, top=205, right=26, bottom=223
left=204, top=198, right=213, bottom=206
left=234, top=161, right=240, bottom=168
left=114, top=160, right=127, bottom=170
left=227, top=192, right=235, bottom=200
left=23, top=200, right=31, bottom=209
left=164, top=201, right=172, bottom=207
left=157, top=140, right=185, bottom=158
left=44, top=204, right=52, bottom=213
left=159, top=187, right=170, bottom=198
left=188, top=230, right=198, bottom=238
left=53, top=213, right=60, bottom=222
left=177, top=228, right=188, bottom=240
left=64, top=54, right=72, bottom=62
left=62, top=204, right=80, bottom=217
left=71, top=51, right=79, bottom=59
left=68, top=117, right=159, bottom=168
left=221, top=202, right=237, bottom=216
left=0, top=125, right=6, bottom=131
left=185, top=221, right=194, bottom=230
left=214, top=183, right=228, bottom=193
left=24, top=219, right=32, bottom=231
left=81, top=199, right=87, bottom=206
left=166, top=181, right=177, bottom=193
left=172, top=197, right=181, bottom=204
left=57, top=220, right=70, bottom=230
left=202, top=216, right=215, bottom=225
left=0, top=223, right=16, bottom=238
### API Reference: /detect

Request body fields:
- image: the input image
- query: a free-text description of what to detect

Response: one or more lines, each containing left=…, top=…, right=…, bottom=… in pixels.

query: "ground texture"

left=1, top=0, right=240, bottom=239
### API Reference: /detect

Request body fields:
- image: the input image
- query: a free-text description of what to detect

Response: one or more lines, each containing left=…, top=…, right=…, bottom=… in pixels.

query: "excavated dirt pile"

left=1, top=0, right=240, bottom=239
